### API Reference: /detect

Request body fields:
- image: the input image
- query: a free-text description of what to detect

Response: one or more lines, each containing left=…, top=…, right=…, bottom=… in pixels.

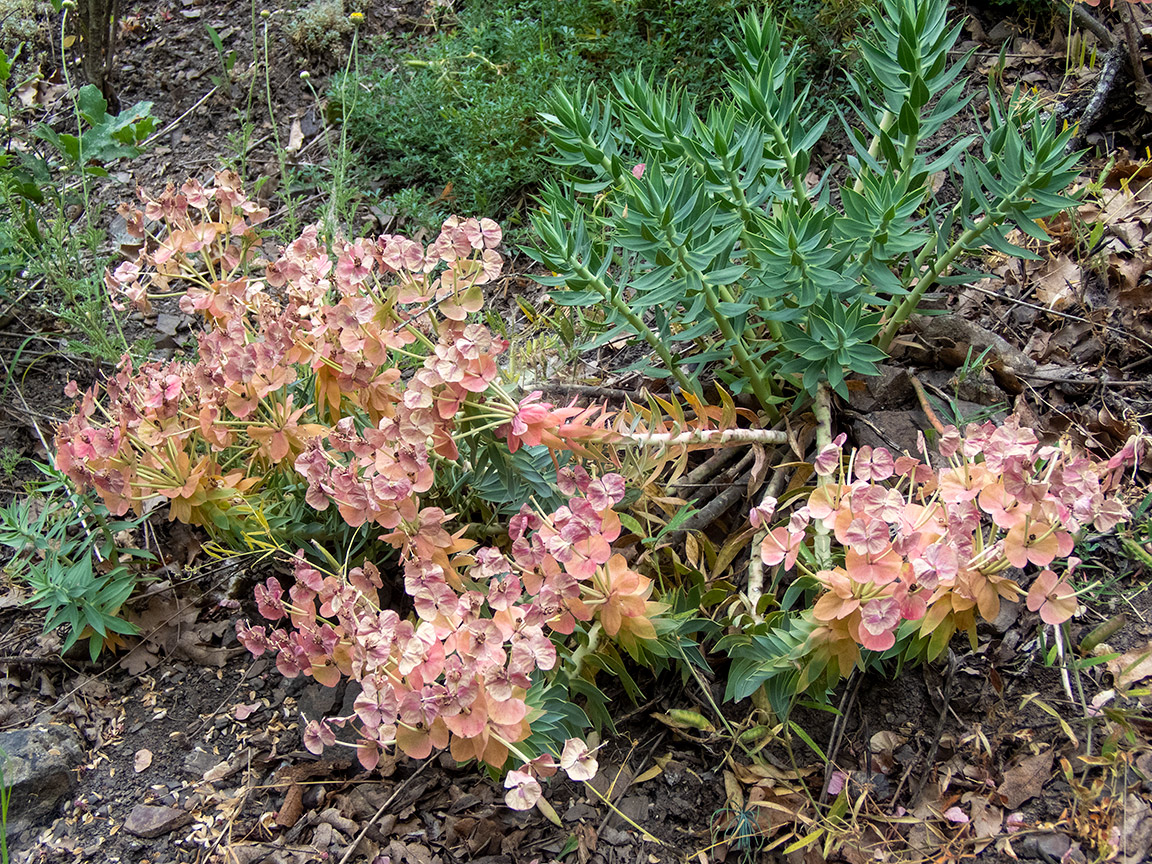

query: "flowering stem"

left=567, top=621, right=602, bottom=679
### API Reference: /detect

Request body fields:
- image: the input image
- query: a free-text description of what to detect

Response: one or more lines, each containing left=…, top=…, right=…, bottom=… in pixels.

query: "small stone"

left=183, top=747, right=217, bottom=776
left=987, top=599, right=1021, bottom=635
left=600, top=825, right=631, bottom=846
left=123, top=804, right=193, bottom=838
left=1038, top=832, right=1071, bottom=859
left=154, top=312, right=184, bottom=337
left=563, top=802, right=598, bottom=822
left=986, top=20, right=1017, bottom=44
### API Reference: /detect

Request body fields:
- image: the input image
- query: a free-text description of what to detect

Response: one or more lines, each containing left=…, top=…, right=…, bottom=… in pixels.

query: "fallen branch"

left=666, top=446, right=744, bottom=499
left=663, top=450, right=760, bottom=540
left=909, top=374, right=948, bottom=436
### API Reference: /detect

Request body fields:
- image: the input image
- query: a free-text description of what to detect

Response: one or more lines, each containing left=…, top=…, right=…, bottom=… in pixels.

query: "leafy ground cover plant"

left=54, top=171, right=714, bottom=809
left=530, top=0, right=1079, bottom=411
left=1, top=28, right=155, bottom=361
left=0, top=463, right=153, bottom=660
left=723, top=422, right=1141, bottom=713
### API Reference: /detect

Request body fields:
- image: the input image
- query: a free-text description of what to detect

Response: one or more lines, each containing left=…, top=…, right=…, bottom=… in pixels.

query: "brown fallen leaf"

left=997, top=750, right=1053, bottom=809
left=1033, top=254, right=1081, bottom=311
left=963, top=791, right=1004, bottom=840
left=1107, top=642, right=1152, bottom=689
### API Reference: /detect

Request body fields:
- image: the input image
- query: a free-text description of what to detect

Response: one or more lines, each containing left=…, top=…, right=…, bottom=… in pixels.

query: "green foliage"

left=0, top=744, right=8, bottom=864
left=0, top=464, right=153, bottom=660
left=0, top=43, right=151, bottom=354
left=770, top=0, right=872, bottom=79
left=340, top=0, right=755, bottom=224
left=529, top=0, right=1080, bottom=411
left=30, top=84, right=154, bottom=175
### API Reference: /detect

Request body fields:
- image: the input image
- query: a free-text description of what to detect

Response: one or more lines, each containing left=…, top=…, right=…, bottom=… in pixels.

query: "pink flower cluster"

left=59, top=174, right=653, bottom=806
left=760, top=420, right=1139, bottom=674
left=235, top=466, right=649, bottom=804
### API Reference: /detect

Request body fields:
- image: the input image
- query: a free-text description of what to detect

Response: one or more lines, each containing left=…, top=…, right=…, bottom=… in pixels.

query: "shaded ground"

left=3, top=0, right=1152, bottom=863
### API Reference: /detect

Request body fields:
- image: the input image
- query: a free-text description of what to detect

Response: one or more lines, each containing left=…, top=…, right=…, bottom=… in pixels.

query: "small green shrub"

left=0, top=463, right=152, bottom=661
left=529, top=0, right=1079, bottom=411
left=340, top=0, right=762, bottom=223
left=288, top=0, right=368, bottom=59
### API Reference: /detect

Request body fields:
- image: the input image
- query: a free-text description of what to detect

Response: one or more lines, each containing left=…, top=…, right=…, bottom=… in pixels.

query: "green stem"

left=568, top=621, right=602, bottom=678
left=660, top=225, right=776, bottom=414
left=852, top=110, right=896, bottom=195
left=721, top=165, right=784, bottom=345
left=701, top=284, right=776, bottom=416
left=878, top=177, right=1034, bottom=350
left=571, top=262, right=699, bottom=398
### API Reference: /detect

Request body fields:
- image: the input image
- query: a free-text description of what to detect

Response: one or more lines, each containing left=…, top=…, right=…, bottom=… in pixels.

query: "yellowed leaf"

left=1107, top=642, right=1152, bottom=688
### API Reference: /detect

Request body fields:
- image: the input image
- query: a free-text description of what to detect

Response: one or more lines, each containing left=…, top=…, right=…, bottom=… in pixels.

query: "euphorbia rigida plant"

left=722, top=420, right=1142, bottom=715
left=54, top=171, right=682, bottom=812
left=529, top=0, right=1079, bottom=412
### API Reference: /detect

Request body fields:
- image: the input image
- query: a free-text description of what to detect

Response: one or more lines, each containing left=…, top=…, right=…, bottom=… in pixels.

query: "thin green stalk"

left=878, top=175, right=1035, bottom=350
left=59, top=3, right=92, bottom=240
left=1, top=747, right=10, bottom=864
left=852, top=110, right=896, bottom=195
left=700, top=283, right=776, bottom=415
left=570, top=261, right=699, bottom=398
left=661, top=226, right=777, bottom=414
left=260, top=11, right=297, bottom=235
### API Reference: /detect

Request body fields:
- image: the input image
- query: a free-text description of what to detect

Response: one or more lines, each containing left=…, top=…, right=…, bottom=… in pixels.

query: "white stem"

left=617, top=428, right=788, bottom=447
left=813, top=384, right=834, bottom=571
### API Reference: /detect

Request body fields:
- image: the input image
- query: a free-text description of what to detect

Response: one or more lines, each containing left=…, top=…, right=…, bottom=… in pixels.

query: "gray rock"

left=123, top=803, right=194, bottom=838
left=851, top=409, right=934, bottom=463
left=848, top=364, right=913, bottom=412
left=986, top=20, right=1018, bottom=44
left=987, top=599, right=1021, bottom=635
left=564, top=801, right=599, bottom=822
left=183, top=746, right=217, bottom=777
left=920, top=315, right=1036, bottom=376
left=0, top=723, right=84, bottom=838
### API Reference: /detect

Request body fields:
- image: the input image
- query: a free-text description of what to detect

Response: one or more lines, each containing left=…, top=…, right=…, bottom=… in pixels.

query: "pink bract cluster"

left=234, top=462, right=647, bottom=803
left=758, top=421, right=1140, bottom=677
left=55, top=174, right=645, bottom=807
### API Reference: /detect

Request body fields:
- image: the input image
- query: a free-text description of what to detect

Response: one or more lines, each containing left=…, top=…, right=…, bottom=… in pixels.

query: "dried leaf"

left=286, top=119, right=304, bottom=154
left=963, top=792, right=1003, bottom=839
left=1033, top=255, right=1080, bottom=310
left=996, top=750, right=1053, bottom=809
left=1107, top=642, right=1152, bottom=689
